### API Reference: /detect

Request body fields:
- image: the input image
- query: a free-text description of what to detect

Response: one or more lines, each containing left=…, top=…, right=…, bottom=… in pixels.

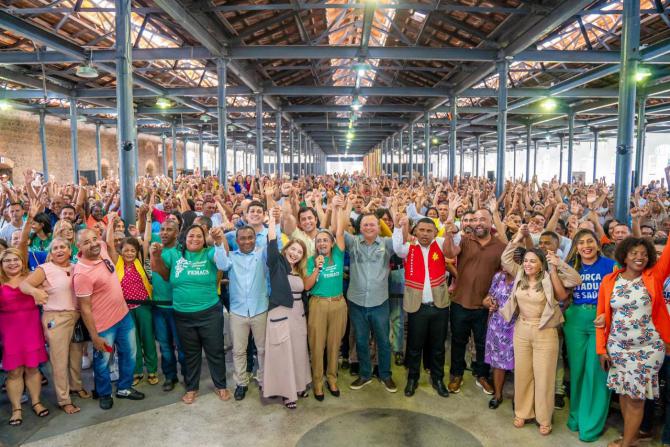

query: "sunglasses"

left=103, top=259, right=115, bottom=273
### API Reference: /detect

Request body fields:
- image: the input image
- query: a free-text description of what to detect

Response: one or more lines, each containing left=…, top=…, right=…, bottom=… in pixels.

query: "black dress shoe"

left=314, top=392, right=325, bottom=401
left=404, top=378, right=418, bottom=397
left=431, top=378, right=449, bottom=398
left=116, top=388, right=145, bottom=400
left=234, top=386, right=248, bottom=401
left=162, top=378, right=178, bottom=392
left=341, top=360, right=350, bottom=370
left=327, top=385, right=340, bottom=397
left=99, top=395, right=113, bottom=410
left=394, top=352, right=405, bottom=366
left=489, top=396, right=503, bottom=409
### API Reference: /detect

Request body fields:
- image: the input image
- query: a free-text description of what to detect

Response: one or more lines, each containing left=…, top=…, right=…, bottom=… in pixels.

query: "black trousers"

left=449, top=302, right=489, bottom=378
left=406, top=304, right=449, bottom=381
left=174, top=303, right=227, bottom=391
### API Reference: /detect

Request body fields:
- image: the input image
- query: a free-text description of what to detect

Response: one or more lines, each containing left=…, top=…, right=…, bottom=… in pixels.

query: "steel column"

left=298, top=132, right=303, bottom=176
left=69, top=99, right=79, bottom=184
left=459, top=141, right=465, bottom=177
left=567, top=112, right=575, bottom=183
left=216, top=58, right=228, bottom=185
left=614, top=0, right=640, bottom=221
left=97, top=123, right=103, bottom=180
left=495, top=60, right=508, bottom=196
left=255, top=93, right=264, bottom=174
left=634, top=94, right=647, bottom=187
left=289, top=126, right=295, bottom=178
left=592, top=129, right=599, bottom=183
left=38, top=110, right=48, bottom=180
left=409, top=123, right=414, bottom=181
left=423, top=113, right=430, bottom=183
left=198, top=131, right=204, bottom=174
left=525, top=124, right=532, bottom=181
left=512, top=142, right=517, bottom=179
left=182, top=137, right=188, bottom=173
left=171, top=124, right=177, bottom=181
left=160, top=133, right=167, bottom=176
left=475, top=134, right=481, bottom=176
left=470, top=140, right=475, bottom=176
left=276, top=113, right=282, bottom=178
left=449, top=97, right=457, bottom=181
left=115, top=0, right=135, bottom=223
left=559, top=136, right=564, bottom=183
left=399, top=131, right=404, bottom=178
left=391, top=135, right=396, bottom=178
left=534, top=140, right=538, bottom=177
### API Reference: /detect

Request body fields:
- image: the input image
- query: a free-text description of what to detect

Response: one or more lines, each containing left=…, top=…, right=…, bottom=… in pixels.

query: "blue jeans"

left=93, top=312, right=137, bottom=397
left=153, top=306, right=186, bottom=382
left=349, top=300, right=392, bottom=380
left=389, top=296, right=404, bottom=353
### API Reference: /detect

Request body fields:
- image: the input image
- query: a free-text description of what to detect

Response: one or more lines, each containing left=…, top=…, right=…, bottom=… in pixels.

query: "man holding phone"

left=73, top=228, right=145, bottom=410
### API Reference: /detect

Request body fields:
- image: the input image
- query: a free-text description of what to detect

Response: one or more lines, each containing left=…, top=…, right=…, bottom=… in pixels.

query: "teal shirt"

left=163, top=247, right=220, bottom=313
left=154, top=245, right=177, bottom=308
left=307, top=245, right=344, bottom=297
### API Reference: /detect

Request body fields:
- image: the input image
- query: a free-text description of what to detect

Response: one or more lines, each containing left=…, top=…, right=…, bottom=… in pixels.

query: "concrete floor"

left=0, top=357, right=650, bottom=447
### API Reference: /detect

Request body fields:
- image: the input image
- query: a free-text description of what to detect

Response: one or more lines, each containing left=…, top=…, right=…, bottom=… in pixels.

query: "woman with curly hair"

left=596, top=236, right=670, bottom=447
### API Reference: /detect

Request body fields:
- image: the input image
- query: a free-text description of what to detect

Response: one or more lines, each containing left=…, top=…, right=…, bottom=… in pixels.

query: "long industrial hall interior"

left=1, top=1, right=670, bottom=446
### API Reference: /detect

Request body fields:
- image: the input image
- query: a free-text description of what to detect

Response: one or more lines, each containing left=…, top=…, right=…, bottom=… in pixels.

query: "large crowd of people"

left=1, top=167, right=670, bottom=447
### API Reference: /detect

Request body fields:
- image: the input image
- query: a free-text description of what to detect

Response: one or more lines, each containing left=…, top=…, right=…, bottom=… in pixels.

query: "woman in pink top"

left=21, top=237, right=91, bottom=415
left=0, top=248, right=49, bottom=426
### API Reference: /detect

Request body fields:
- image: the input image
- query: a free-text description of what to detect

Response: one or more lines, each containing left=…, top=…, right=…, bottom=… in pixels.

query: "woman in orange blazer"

left=596, top=236, right=670, bottom=447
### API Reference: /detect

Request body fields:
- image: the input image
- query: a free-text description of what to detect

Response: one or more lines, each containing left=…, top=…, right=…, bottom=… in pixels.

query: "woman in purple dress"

left=483, top=270, right=516, bottom=409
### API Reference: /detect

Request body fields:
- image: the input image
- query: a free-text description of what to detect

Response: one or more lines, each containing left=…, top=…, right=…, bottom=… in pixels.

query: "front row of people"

left=2, top=201, right=670, bottom=447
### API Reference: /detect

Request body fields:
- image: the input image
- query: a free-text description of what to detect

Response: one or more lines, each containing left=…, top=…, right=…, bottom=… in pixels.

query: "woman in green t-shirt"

left=151, top=224, right=231, bottom=404
left=304, top=196, right=347, bottom=401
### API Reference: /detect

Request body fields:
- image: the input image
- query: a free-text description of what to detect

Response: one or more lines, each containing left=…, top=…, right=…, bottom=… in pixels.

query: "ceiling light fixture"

left=541, top=97, right=558, bottom=111
left=156, top=97, right=172, bottom=109
left=76, top=63, right=99, bottom=79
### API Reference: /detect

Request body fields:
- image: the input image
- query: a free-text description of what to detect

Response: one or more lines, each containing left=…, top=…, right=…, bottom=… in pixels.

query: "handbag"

left=71, top=318, right=91, bottom=343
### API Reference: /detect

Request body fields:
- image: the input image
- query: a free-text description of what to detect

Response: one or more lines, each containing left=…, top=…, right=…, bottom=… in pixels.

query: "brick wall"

left=0, top=110, right=194, bottom=182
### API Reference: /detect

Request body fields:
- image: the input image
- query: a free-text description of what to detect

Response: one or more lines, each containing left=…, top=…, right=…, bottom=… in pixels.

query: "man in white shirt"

left=392, top=216, right=451, bottom=398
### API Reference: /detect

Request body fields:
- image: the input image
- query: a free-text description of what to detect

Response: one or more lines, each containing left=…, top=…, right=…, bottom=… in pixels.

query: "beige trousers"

left=230, top=312, right=266, bottom=387
left=41, top=310, right=84, bottom=406
left=307, top=297, right=347, bottom=391
left=513, top=318, right=559, bottom=427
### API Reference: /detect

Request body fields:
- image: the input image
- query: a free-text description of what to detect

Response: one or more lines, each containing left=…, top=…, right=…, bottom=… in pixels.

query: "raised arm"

left=105, top=211, right=120, bottom=265
left=332, top=195, right=345, bottom=251
left=501, top=232, right=523, bottom=277
left=149, top=242, right=170, bottom=280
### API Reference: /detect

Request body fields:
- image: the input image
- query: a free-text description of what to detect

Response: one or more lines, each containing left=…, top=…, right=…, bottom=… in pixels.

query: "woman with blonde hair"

left=0, top=248, right=49, bottom=426
left=500, top=225, right=581, bottom=436
left=53, top=219, right=78, bottom=261
left=263, top=208, right=311, bottom=409
left=20, top=237, right=90, bottom=415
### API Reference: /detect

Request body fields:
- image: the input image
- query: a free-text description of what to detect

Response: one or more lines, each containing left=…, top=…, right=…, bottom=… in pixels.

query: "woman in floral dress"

left=483, top=270, right=515, bottom=410
left=596, top=236, right=670, bottom=447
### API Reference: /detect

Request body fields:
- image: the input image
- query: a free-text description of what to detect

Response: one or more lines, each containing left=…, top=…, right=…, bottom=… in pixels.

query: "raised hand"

left=209, top=227, right=225, bottom=245
left=149, top=242, right=163, bottom=258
